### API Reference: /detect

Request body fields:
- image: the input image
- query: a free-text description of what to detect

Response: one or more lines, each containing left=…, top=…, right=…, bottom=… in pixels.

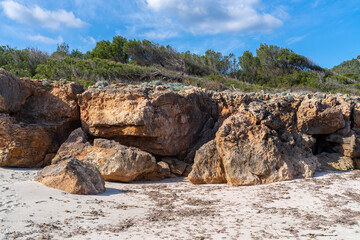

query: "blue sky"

left=0, top=0, right=359, bottom=68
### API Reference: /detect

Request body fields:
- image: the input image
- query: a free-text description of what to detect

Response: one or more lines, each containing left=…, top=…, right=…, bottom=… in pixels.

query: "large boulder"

left=0, top=69, right=31, bottom=113
left=0, top=73, right=83, bottom=167
left=52, top=129, right=164, bottom=182
left=188, top=140, right=226, bottom=184
left=35, top=157, right=105, bottom=195
left=297, top=96, right=350, bottom=135
left=189, top=110, right=318, bottom=186
left=78, top=85, right=215, bottom=157
left=85, top=139, right=162, bottom=182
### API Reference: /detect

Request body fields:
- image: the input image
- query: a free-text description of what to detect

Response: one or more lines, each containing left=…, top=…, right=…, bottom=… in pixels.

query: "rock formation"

left=77, top=85, right=217, bottom=158
left=0, top=71, right=83, bottom=167
left=35, top=157, right=105, bottom=195
left=2, top=69, right=360, bottom=186
left=52, top=128, right=164, bottom=182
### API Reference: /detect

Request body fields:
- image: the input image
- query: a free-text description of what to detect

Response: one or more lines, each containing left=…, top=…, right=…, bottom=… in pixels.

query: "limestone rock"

left=52, top=130, right=163, bottom=182
left=0, top=75, right=83, bottom=167
left=317, top=153, right=354, bottom=171
left=325, top=132, right=360, bottom=158
left=52, top=128, right=89, bottom=164
left=86, top=139, right=162, bottom=182
left=35, top=157, right=105, bottom=195
left=297, top=96, right=347, bottom=135
left=158, top=161, right=171, bottom=178
left=0, top=69, right=31, bottom=113
left=78, top=85, right=213, bottom=157
left=161, top=157, right=188, bottom=176
left=188, top=140, right=226, bottom=184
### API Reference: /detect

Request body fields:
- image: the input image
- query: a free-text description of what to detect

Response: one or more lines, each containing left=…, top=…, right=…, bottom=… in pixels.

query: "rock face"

left=0, top=71, right=83, bottom=167
left=297, top=96, right=349, bottom=135
left=78, top=85, right=216, bottom=158
left=35, top=157, right=105, bottom=195
left=3, top=68, right=360, bottom=185
left=190, top=109, right=318, bottom=186
left=188, top=140, right=226, bottom=184
left=52, top=128, right=163, bottom=182
left=0, top=69, right=32, bottom=113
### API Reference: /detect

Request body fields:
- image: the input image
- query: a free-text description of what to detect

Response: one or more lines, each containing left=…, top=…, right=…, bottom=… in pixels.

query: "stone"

left=216, top=112, right=318, bottom=186
left=35, top=157, right=105, bottom=195
left=86, top=139, right=162, bottom=182
left=78, top=85, right=214, bottom=157
left=158, top=161, right=171, bottom=178
left=316, top=153, right=354, bottom=171
left=297, top=96, right=347, bottom=135
left=325, top=132, right=360, bottom=158
left=188, top=140, right=226, bottom=184
left=161, top=157, right=188, bottom=176
left=0, top=69, right=31, bottom=113
left=0, top=74, right=83, bottom=168
left=52, top=132, right=163, bottom=182
left=0, top=114, right=61, bottom=167
left=52, top=128, right=89, bottom=164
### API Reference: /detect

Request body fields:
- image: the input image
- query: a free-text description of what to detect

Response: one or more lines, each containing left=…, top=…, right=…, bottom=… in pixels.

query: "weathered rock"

left=0, top=69, right=31, bottom=113
left=0, top=114, right=64, bottom=167
left=297, top=96, right=347, bottom=135
left=188, top=140, right=226, bottom=184
left=190, top=110, right=319, bottom=186
left=35, top=157, right=105, bottom=195
left=353, top=103, right=360, bottom=130
left=161, top=157, right=188, bottom=176
left=52, top=128, right=90, bottom=164
left=86, top=139, right=162, bottom=182
left=325, top=132, right=360, bottom=158
left=52, top=130, right=163, bottom=182
left=0, top=74, right=83, bottom=167
left=78, top=85, right=214, bottom=157
left=158, top=161, right=171, bottom=178
left=317, top=153, right=354, bottom=171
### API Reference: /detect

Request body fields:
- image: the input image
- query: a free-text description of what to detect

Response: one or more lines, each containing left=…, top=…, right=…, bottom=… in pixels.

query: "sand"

left=1, top=167, right=360, bottom=240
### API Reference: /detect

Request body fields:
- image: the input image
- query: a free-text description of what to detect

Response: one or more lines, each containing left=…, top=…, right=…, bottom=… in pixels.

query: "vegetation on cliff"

left=1, top=36, right=360, bottom=94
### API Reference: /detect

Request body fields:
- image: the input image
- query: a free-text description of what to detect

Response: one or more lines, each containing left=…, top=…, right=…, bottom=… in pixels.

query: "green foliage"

left=332, top=58, right=360, bottom=77
left=34, top=57, right=155, bottom=84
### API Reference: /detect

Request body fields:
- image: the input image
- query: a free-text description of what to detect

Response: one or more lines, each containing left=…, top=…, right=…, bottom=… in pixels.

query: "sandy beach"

left=1, top=167, right=360, bottom=240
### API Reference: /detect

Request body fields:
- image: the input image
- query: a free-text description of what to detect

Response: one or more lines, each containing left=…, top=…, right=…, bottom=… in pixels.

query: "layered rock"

left=0, top=71, right=83, bottom=167
left=35, top=157, right=105, bottom=195
left=78, top=85, right=216, bottom=158
left=53, top=128, right=163, bottom=182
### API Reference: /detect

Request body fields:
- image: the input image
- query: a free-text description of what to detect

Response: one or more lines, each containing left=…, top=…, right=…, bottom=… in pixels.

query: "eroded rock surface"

left=0, top=72, right=83, bottom=167
left=78, top=85, right=216, bottom=158
left=52, top=129, right=163, bottom=182
left=35, top=157, right=105, bottom=195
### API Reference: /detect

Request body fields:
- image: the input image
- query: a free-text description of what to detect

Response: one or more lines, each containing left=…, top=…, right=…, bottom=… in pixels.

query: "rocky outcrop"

left=189, top=110, right=318, bottom=186
left=52, top=128, right=164, bottom=182
left=3, top=68, right=360, bottom=185
left=35, top=157, right=105, bottom=195
left=78, top=85, right=216, bottom=158
left=297, top=96, right=350, bottom=135
left=0, top=69, right=32, bottom=113
left=0, top=71, right=83, bottom=167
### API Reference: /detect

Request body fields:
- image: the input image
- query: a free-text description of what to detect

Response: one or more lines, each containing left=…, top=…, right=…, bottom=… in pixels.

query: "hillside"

left=332, top=56, right=360, bottom=79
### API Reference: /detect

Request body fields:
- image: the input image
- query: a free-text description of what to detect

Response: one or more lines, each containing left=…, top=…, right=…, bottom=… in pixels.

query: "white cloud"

left=80, top=36, right=96, bottom=45
left=144, top=0, right=283, bottom=34
left=286, top=35, right=307, bottom=45
left=27, top=34, right=63, bottom=44
left=0, top=0, right=86, bottom=29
